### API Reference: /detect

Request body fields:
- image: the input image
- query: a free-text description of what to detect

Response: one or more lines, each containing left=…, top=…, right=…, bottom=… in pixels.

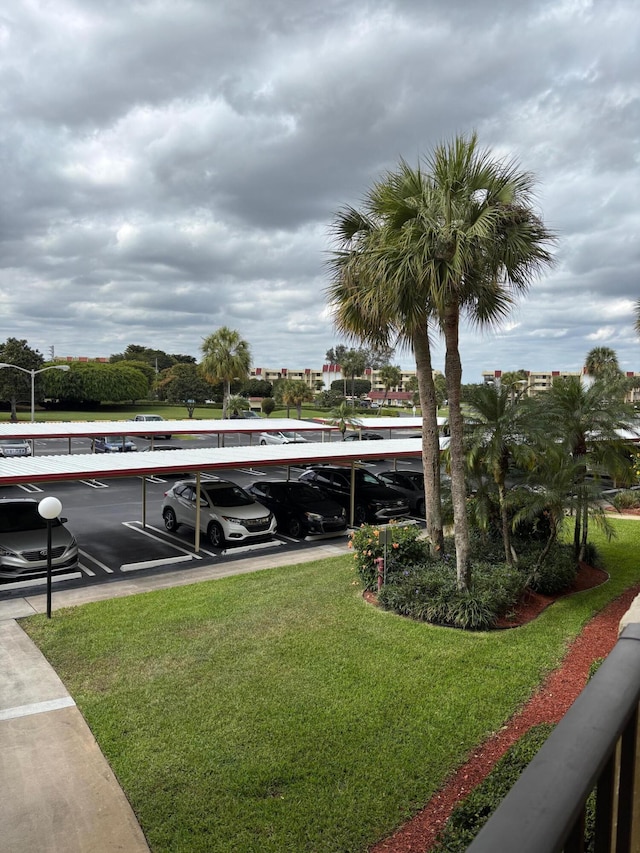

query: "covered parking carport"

left=0, top=435, right=427, bottom=547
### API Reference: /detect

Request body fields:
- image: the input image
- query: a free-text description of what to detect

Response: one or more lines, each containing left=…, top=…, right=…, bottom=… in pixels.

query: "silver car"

left=0, top=499, right=78, bottom=578
left=0, top=438, right=32, bottom=458
left=162, top=479, right=276, bottom=547
left=259, top=431, right=310, bottom=445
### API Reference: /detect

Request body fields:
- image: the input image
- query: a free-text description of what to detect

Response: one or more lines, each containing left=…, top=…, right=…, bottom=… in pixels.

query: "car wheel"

left=354, top=505, right=367, bottom=526
left=287, top=517, right=304, bottom=538
left=207, top=521, right=225, bottom=548
left=260, top=439, right=267, bottom=445
left=163, top=508, right=179, bottom=532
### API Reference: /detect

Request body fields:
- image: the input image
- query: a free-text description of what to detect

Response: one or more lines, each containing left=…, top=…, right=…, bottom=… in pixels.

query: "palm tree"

left=327, top=197, right=446, bottom=558
left=464, top=383, right=536, bottom=565
left=340, top=348, right=367, bottom=404
left=200, top=327, right=251, bottom=419
left=378, top=364, right=402, bottom=407
left=584, top=347, right=621, bottom=381
left=540, top=375, right=635, bottom=560
left=328, top=134, right=555, bottom=590
left=635, top=301, right=640, bottom=336
left=280, top=379, right=314, bottom=418
left=327, top=401, right=361, bottom=439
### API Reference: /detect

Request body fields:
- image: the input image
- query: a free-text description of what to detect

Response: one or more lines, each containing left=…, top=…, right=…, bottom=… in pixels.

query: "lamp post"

left=38, top=496, right=63, bottom=619
left=0, top=363, right=70, bottom=422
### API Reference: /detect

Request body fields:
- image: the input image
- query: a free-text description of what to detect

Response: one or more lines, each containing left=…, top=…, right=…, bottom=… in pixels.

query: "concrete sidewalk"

left=0, top=541, right=348, bottom=852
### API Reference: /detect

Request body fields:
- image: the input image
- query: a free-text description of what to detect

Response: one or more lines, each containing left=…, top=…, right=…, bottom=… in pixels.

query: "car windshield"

left=0, top=439, right=26, bottom=446
left=354, top=470, right=383, bottom=486
left=0, top=504, right=61, bottom=533
left=203, top=485, right=254, bottom=507
left=288, top=483, right=329, bottom=502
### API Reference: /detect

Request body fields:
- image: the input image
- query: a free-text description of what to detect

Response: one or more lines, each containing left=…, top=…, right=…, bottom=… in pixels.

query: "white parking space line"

left=235, top=468, right=266, bottom=476
left=122, top=521, right=207, bottom=558
left=120, top=555, right=196, bottom=572
left=16, top=483, right=43, bottom=493
left=138, top=475, right=166, bottom=484
left=79, top=563, right=96, bottom=576
left=79, top=549, right=114, bottom=573
left=80, top=479, right=110, bottom=489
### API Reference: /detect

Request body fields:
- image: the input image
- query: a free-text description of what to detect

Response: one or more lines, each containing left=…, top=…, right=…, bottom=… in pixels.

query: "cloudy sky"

left=0, top=0, right=638, bottom=381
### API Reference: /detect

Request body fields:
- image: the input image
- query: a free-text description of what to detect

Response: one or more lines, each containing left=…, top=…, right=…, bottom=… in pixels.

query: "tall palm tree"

left=378, top=364, right=402, bottom=407
left=340, top=348, right=367, bottom=403
left=327, top=401, right=361, bottom=439
left=328, top=135, right=555, bottom=590
left=464, top=383, right=535, bottom=565
left=327, top=197, right=446, bottom=558
left=200, top=327, right=251, bottom=419
left=540, top=375, right=635, bottom=560
left=584, top=347, right=621, bottom=381
left=635, top=301, right=640, bottom=336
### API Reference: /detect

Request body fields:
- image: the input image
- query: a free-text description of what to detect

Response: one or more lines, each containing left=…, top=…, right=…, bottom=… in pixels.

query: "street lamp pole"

left=0, top=363, right=70, bottom=421
left=38, top=496, right=63, bottom=618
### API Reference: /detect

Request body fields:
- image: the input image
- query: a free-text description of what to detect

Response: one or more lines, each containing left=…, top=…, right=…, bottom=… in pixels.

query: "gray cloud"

left=0, top=0, right=638, bottom=378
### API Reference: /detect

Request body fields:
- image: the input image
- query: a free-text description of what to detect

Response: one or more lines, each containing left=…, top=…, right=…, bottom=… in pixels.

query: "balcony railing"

left=466, top=623, right=640, bottom=853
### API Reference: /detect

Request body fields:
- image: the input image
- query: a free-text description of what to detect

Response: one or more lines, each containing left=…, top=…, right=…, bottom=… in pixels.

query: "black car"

left=298, top=465, right=410, bottom=526
left=377, top=469, right=426, bottom=516
left=344, top=431, right=384, bottom=441
left=246, top=480, right=347, bottom=538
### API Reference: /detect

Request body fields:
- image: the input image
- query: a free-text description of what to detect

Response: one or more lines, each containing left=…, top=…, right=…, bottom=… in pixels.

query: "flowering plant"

left=349, top=522, right=429, bottom=590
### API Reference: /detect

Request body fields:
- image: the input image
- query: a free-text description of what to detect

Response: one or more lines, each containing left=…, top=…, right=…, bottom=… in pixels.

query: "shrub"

left=349, top=523, right=431, bottom=590
left=611, top=490, right=640, bottom=511
left=527, top=544, right=577, bottom=595
left=377, top=560, right=524, bottom=631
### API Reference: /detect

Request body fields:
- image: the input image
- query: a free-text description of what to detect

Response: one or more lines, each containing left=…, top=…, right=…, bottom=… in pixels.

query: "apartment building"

left=482, top=369, right=640, bottom=403
left=250, top=365, right=439, bottom=393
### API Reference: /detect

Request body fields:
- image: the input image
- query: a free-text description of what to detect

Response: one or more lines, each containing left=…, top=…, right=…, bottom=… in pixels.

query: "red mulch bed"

left=368, top=564, right=639, bottom=853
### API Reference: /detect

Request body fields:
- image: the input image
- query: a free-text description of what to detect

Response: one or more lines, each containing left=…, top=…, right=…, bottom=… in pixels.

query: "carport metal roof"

left=0, top=417, right=336, bottom=440
left=0, top=438, right=433, bottom=486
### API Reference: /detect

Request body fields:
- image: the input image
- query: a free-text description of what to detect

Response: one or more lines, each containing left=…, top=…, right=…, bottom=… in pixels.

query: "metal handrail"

left=466, top=624, right=640, bottom=852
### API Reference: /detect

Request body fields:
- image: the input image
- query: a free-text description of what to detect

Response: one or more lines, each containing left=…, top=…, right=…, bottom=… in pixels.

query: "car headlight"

left=0, top=545, right=18, bottom=557
left=304, top=512, right=323, bottom=522
left=221, top=515, right=244, bottom=525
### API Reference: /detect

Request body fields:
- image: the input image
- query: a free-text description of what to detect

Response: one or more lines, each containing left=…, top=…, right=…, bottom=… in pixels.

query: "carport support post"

left=350, top=461, right=356, bottom=527
left=195, top=471, right=201, bottom=553
left=141, top=476, right=147, bottom=528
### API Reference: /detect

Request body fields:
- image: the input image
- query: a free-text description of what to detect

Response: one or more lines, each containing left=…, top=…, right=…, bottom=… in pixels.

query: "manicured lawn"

left=21, top=520, right=640, bottom=853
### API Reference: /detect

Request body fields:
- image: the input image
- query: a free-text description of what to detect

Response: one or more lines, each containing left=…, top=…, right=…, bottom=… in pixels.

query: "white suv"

left=161, top=479, right=276, bottom=548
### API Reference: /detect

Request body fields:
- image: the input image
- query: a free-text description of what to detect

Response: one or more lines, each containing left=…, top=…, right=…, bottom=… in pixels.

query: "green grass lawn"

left=21, top=519, right=640, bottom=853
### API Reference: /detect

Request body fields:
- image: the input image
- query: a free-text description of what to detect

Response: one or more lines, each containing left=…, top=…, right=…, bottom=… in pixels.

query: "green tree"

left=40, top=362, right=149, bottom=406
left=541, top=375, right=635, bottom=560
left=159, top=363, right=214, bottom=417
left=331, top=135, right=554, bottom=588
left=339, top=348, right=368, bottom=402
left=280, top=379, right=314, bottom=418
left=201, top=328, right=251, bottom=419
left=329, top=378, right=371, bottom=397
left=378, top=365, right=402, bottom=407
left=261, top=397, right=276, bottom=416
left=242, top=378, right=273, bottom=398
left=0, top=338, right=44, bottom=421
left=328, top=182, right=445, bottom=558
left=464, top=383, right=535, bottom=565
left=584, top=347, right=621, bottom=382
left=327, top=401, right=361, bottom=439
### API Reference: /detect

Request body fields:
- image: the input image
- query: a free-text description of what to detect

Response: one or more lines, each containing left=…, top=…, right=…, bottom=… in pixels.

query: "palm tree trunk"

left=413, top=329, right=444, bottom=557
left=223, top=380, right=231, bottom=419
left=497, top=480, right=513, bottom=566
left=443, top=303, right=471, bottom=591
left=579, top=500, right=589, bottom=562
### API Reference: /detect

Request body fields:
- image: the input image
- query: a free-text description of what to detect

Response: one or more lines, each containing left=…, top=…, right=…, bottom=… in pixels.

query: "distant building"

left=482, top=369, right=640, bottom=404
left=250, top=365, right=441, bottom=394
